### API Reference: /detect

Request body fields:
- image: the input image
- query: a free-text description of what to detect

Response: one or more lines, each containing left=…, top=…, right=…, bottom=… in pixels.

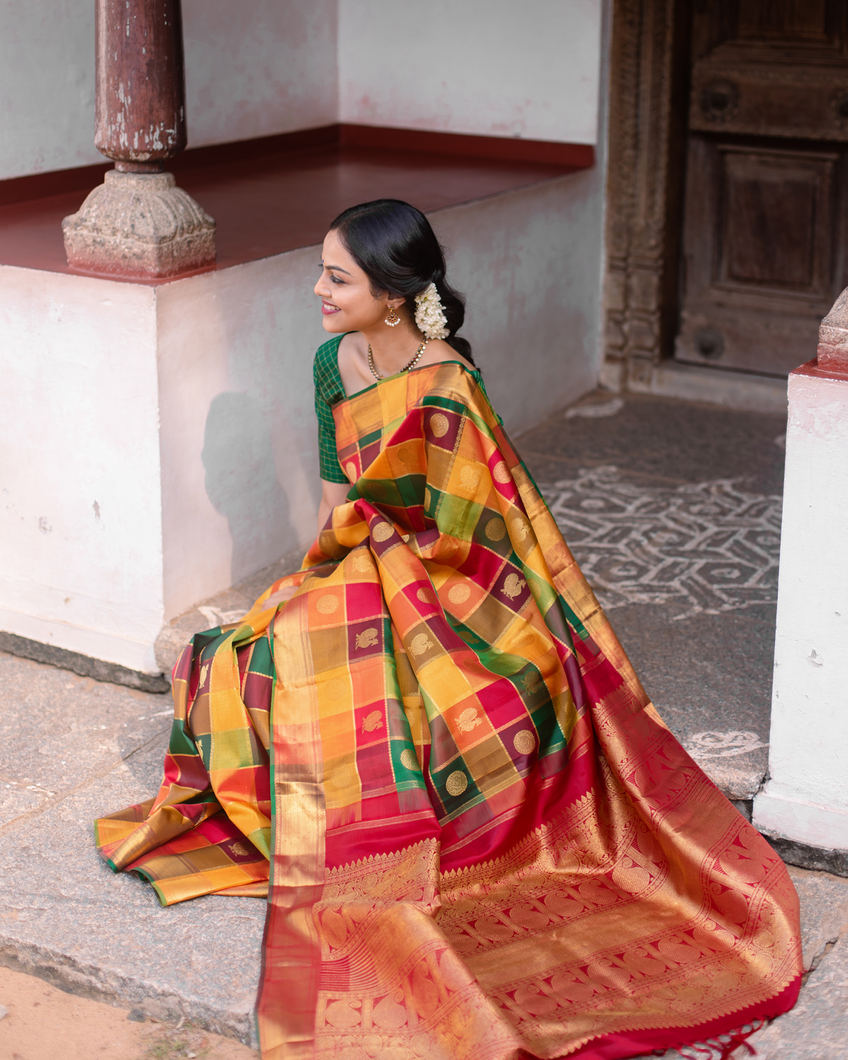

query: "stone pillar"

left=63, top=0, right=215, bottom=278
left=752, top=291, right=848, bottom=873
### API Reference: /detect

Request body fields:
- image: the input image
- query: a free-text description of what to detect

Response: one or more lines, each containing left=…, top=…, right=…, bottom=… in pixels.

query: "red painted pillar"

left=95, top=0, right=187, bottom=172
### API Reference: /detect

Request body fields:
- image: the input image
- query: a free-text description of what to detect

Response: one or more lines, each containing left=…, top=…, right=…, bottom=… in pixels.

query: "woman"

left=96, top=200, right=801, bottom=1059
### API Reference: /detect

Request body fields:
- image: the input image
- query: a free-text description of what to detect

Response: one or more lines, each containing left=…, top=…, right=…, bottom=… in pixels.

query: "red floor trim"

left=339, top=124, right=595, bottom=167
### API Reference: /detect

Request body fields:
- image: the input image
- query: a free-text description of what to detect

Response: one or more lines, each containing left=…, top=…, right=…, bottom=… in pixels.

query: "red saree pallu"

left=95, top=362, right=802, bottom=1059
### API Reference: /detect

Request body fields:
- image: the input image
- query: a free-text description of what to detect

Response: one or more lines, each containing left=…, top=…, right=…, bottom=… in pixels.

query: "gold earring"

left=384, top=305, right=401, bottom=327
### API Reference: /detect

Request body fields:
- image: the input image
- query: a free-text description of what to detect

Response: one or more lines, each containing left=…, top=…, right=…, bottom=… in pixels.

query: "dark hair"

left=329, top=199, right=474, bottom=364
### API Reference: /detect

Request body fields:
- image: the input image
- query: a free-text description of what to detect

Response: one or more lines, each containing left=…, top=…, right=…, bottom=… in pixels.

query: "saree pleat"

left=95, top=362, right=801, bottom=1058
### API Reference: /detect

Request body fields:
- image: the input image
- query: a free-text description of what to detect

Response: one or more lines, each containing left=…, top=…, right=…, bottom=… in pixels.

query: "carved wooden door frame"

left=601, top=0, right=689, bottom=389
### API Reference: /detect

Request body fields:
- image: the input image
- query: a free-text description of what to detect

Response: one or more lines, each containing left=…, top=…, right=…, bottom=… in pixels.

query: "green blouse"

left=313, top=334, right=348, bottom=483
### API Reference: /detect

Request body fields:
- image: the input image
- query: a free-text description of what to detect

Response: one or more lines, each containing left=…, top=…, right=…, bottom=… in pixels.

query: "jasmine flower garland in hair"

left=414, top=283, right=450, bottom=340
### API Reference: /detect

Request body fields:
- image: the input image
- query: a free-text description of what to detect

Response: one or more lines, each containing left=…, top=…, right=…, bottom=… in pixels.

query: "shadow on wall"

left=202, top=391, right=295, bottom=586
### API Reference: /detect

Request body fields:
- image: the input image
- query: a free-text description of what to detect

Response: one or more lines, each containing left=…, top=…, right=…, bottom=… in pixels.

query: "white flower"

left=414, top=283, right=449, bottom=340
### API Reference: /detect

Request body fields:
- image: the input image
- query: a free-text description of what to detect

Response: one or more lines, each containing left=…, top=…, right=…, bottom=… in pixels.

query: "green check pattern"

left=313, top=334, right=349, bottom=483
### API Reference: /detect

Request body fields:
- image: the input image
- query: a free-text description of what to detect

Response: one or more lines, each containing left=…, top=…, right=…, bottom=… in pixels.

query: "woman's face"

left=314, top=228, right=393, bottom=334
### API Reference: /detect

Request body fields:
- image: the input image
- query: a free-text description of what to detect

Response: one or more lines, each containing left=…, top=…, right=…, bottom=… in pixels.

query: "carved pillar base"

left=63, top=169, right=216, bottom=278
left=817, top=287, right=848, bottom=373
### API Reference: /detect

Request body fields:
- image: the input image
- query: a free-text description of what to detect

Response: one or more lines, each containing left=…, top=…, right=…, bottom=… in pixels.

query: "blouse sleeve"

left=313, top=340, right=349, bottom=484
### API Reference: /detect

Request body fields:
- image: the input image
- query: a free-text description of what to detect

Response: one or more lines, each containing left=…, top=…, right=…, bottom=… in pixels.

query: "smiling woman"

left=316, top=229, right=394, bottom=338
left=312, top=200, right=477, bottom=532
left=316, top=199, right=475, bottom=391
left=94, top=199, right=802, bottom=1060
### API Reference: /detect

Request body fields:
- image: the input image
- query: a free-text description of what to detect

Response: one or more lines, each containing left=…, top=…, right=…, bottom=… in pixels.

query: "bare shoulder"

left=421, top=339, right=475, bottom=372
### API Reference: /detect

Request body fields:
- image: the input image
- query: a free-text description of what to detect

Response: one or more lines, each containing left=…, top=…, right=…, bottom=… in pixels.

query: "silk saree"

left=96, top=361, right=801, bottom=1059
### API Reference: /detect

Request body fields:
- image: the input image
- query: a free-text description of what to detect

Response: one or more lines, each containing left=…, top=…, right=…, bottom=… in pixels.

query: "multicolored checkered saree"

left=96, top=362, right=801, bottom=1059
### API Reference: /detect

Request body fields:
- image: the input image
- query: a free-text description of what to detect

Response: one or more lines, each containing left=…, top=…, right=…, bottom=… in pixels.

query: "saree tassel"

left=716, top=1021, right=765, bottom=1058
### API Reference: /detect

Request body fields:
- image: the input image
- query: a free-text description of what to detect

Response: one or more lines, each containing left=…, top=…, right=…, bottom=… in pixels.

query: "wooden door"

left=675, top=2, right=848, bottom=375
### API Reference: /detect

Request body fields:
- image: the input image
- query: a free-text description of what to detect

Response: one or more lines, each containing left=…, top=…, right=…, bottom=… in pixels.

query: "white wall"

left=753, top=367, right=848, bottom=851
left=182, top=0, right=337, bottom=148
left=156, top=251, right=327, bottom=618
left=0, top=1, right=98, bottom=179
left=338, top=0, right=601, bottom=144
left=0, top=269, right=164, bottom=671
left=435, top=174, right=604, bottom=431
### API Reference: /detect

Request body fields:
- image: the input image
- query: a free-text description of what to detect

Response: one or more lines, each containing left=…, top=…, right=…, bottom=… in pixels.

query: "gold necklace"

left=367, top=339, right=428, bottom=381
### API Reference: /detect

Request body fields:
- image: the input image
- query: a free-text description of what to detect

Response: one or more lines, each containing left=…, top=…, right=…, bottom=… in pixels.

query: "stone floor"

left=521, top=390, right=787, bottom=809
left=2, top=389, right=847, bottom=1057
